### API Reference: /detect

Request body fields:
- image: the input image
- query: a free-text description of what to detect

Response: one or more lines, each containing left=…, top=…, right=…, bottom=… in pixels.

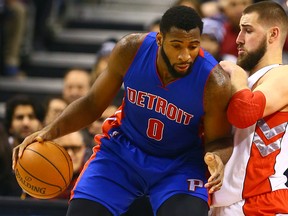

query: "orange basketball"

left=14, top=140, right=73, bottom=199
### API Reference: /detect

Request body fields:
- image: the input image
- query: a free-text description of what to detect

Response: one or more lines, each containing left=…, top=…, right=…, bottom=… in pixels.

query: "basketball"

left=14, top=141, right=73, bottom=199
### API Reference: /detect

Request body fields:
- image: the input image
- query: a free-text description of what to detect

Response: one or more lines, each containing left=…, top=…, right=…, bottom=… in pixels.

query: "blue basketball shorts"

left=71, top=133, right=208, bottom=216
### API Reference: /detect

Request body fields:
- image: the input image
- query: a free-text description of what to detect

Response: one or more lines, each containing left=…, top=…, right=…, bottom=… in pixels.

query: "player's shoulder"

left=195, top=49, right=220, bottom=74
left=265, top=64, right=288, bottom=80
left=116, top=33, right=149, bottom=52
left=275, top=64, right=288, bottom=73
left=196, top=49, right=230, bottom=91
left=111, top=33, right=149, bottom=62
left=208, top=64, right=231, bottom=89
left=203, top=63, right=231, bottom=113
left=200, top=49, right=218, bottom=64
left=109, top=33, right=149, bottom=74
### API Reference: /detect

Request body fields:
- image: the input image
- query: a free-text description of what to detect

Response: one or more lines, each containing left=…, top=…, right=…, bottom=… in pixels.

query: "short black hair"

left=4, top=95, right=45, bottom=134
left=160, top=5, right=203, bottom=35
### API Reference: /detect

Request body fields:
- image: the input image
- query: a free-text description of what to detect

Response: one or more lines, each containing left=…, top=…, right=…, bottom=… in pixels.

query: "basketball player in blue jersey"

left=13, top=6, right=233, bottom=216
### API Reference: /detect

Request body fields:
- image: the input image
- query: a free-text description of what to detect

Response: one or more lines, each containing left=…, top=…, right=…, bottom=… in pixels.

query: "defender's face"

left=158, top=27, right=201, bottom=78
left=236, top=12, right=267, bottom=71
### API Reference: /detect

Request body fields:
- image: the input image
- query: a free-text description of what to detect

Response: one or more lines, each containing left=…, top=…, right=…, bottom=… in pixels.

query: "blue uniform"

left=71, top=32, right=218, bottom=215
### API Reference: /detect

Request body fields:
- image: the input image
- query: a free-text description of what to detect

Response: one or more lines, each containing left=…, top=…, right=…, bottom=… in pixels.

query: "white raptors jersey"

left=212, top=65, right=288, bottom=207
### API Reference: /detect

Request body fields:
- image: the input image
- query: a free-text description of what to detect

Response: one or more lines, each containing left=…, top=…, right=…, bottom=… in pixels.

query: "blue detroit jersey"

left=102, top=32, right=218, bottom=157
left=74, top=33, right=218, bottom=212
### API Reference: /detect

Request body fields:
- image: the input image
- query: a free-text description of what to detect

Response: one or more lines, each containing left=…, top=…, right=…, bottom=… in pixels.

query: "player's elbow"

left=227, top=89, right=266, bottom=128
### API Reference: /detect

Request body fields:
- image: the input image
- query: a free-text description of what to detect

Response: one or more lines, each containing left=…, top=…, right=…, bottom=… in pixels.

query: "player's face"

left=236, top=13, right=267, bottom=72
left=159, top=27, right=201, bottom=78
left=10, top=105, right=42, bottom=143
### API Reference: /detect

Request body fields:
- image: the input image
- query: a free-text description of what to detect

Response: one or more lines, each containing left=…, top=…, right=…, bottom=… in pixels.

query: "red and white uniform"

left=211, top=65, right=288, bottom=216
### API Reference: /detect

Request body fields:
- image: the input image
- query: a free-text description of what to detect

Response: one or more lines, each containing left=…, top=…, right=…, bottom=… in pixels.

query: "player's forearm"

left=43, top=96, right=99, bottom=140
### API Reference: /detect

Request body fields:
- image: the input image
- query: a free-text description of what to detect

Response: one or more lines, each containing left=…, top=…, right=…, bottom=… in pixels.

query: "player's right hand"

left=12, top=131, right=44, bottom=170
left=219, top=61, right=249, bottom=94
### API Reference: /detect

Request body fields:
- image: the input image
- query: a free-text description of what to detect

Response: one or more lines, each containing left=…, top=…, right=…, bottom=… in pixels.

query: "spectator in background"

left=3, top=0, right=27, bottom=76
left=146, top=17, right=161, bottom=32
left=43, top=96, right=68, bottom=126
left=3, top=95, right=44, bottom=197
left=201, top=17, right=224, bottom=61
left=5, top=95, right=44, bottom=148
left=63, top=67, right=122, bottom=150
left=63, top=68, right=96, bottom=149
left=31, top=0, right=53, bottom=51
left=172, top=0, right=203, bottom=17
left=0, top=0, right=4, bottom=74
left=91, top=38, right=117, bottom=85
left=62, top=68, right=91, bottom=104
left=218, top=0, right=253, bottom=63
left=91, top=39, right=124, bottom=107
left=0, top=121, right=17, bottom=196
left=201, top=0, right=221, bottom=18
left=83, top=104, right=118, bottom=149
left=54, top=130, right=92, bottom=200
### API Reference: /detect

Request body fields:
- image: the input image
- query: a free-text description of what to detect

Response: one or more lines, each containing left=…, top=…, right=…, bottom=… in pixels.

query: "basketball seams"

left=48, top=141, right=73, bottom=187
left=15, top=141, right=73, bottom=199
left=26, top=145, right=71, bottom=187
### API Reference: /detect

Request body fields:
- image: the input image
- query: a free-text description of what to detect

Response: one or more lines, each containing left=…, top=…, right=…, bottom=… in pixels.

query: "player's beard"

left=237, top=36, right=267, bottom=72
left=160, top=46, right=193, bottom=78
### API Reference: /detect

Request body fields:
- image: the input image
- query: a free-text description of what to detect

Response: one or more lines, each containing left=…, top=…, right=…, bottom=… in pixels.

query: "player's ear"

left=268, top=27, right=279, bottom=43
left=156, top=33, right=163, bottom=46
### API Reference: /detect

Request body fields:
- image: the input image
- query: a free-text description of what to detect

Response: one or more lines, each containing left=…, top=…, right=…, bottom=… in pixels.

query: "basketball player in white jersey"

left=210, top=1, right=288, bottom=215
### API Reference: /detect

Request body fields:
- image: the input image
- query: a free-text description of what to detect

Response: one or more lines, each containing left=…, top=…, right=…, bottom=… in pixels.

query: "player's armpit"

left=227, top=89, right=266, bottom=128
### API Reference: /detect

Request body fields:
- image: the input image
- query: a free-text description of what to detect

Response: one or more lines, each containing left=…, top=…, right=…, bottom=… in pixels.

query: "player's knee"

left=157, top=194, right=208, bottom=216
left=66, top=198, right=112, bottom=216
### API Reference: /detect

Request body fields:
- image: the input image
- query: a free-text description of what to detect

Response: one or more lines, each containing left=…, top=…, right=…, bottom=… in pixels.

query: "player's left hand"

left=204, top=152, right=224, bottom=194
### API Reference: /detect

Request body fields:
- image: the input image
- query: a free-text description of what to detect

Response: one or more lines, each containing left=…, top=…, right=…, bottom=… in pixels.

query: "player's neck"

left=157, top=59, right=178, bottom=85
left=250, top=52, right=283, bottom=75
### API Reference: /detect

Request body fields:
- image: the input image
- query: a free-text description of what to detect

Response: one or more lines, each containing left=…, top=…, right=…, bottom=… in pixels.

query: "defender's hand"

left=219, top=61, right=249, bottom=94
left=204, top=152, right=224, bottom=194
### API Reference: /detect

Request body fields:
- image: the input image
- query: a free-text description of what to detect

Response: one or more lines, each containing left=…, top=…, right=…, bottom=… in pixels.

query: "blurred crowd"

left=0, top=0, right=287, bottom=77
left=0, top=0, right=288, bottom=215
